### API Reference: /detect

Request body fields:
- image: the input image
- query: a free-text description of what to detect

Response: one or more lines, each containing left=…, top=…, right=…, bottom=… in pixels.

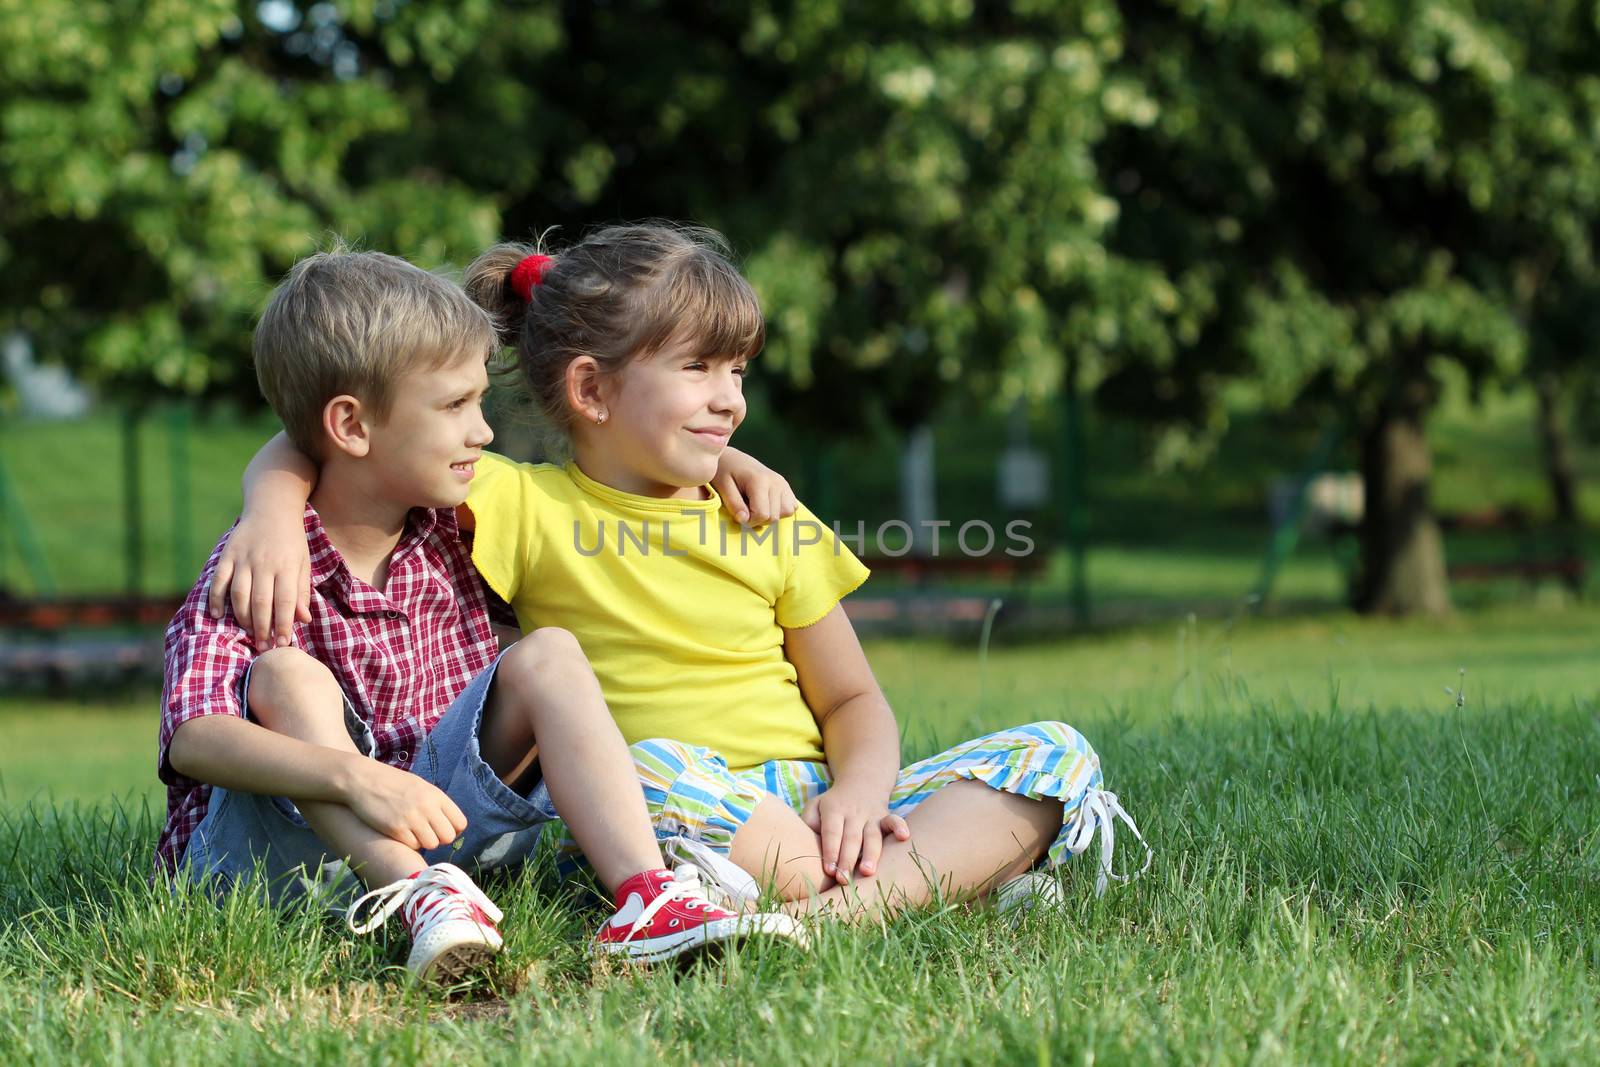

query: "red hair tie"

left=509, top=254, right=554, bottom=301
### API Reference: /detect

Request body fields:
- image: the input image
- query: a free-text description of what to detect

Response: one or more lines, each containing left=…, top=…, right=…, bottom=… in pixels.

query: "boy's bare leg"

left=477, top=628, right=666, bottom=894
left=741, top=781, right=1061, bottom=920
left=247, top=648, right=425, bottom=887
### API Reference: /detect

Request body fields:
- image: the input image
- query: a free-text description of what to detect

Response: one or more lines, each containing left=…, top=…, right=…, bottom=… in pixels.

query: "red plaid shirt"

left=155, top=505, right=499, bottom=873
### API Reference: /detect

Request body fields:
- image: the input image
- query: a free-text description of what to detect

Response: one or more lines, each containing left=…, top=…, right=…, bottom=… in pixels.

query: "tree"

left=1097, top=0, right=1600, bottom=614
left=0, top=0, right=515, bottom=404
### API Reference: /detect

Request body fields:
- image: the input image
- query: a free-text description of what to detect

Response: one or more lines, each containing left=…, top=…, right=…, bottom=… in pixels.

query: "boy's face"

left=364, top=353, right=494, bottom=509
left=603, top=338, right=748, bottom=495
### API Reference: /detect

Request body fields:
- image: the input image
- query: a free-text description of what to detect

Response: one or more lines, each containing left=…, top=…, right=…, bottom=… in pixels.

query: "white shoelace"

left=346, top=862, right=503, bottom=937
left=610, top=865, right=722, bottom=943
left=1063, top=787, right=1154, bottom=897
left=660, top=836, right=760, bottom=909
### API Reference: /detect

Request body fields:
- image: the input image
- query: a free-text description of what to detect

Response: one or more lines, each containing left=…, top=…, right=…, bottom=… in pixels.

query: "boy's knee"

left=247, top=647, right=341, bottom=730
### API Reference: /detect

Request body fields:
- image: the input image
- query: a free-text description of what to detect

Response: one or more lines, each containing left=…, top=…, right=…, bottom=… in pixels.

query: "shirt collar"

left=305, top=505, right=452, bottom=591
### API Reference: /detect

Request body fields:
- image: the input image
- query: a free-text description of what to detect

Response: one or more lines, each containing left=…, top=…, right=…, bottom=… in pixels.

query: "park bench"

left=845, top=550, right=1050, bottom=633
left=1437, top=507, right=1587, bottom=591
left=0, top=590, right=178, bottom=687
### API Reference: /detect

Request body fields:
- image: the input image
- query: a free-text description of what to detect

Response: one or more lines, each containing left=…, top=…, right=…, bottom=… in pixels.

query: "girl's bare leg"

left=781, top=781, right=1062, bottom=920
left=478, top=628, right=668, bottom=895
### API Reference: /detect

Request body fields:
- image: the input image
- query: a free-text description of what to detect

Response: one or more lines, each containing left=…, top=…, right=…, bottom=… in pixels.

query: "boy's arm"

left=712, top=447, right=798, bottom=526
left=207, top=431, right=318, bottom=651
left=783, top=605, right=911, bottom=883
left=168, top=714, right=359, bottom=804
left=167, top=716, right=466, bottom=852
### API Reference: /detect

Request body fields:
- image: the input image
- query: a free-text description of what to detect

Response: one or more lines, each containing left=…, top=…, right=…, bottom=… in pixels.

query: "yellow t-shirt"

left=467, top=451, right=870, bottom=769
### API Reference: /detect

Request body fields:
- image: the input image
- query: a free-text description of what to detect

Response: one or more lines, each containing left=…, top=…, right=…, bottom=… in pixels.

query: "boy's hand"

left=208, top=511, right=312, bottom=651
left=801, top=782, right=910, bottom=883
left=713, top=448, right=798, bottom=526
left=346, top=760, right=468, bottom=852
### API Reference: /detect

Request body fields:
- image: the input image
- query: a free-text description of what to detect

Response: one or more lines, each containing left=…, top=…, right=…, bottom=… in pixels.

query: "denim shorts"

left=178, top=651, right=557, bottom=907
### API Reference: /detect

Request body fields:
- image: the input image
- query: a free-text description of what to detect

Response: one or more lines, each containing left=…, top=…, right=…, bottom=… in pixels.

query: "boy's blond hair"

left=254, top=247, right=496, bottom=456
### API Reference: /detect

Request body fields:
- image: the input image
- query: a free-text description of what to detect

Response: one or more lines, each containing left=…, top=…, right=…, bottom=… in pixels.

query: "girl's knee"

left=500, top=627, right=587, bottom=682
left=1020, top=720, right=1095, bottom=757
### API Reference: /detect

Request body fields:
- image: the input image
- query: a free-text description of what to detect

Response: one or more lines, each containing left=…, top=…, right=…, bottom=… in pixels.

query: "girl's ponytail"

left=463, top=242, right=540, bottom=350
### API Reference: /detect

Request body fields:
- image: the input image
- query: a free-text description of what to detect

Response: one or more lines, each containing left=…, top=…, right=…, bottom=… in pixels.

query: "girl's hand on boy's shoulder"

left=712, top=447, right=798, bottom=526
left=208, top=511, right=312, bottom=651
left=801, top=783, right=910, bottom=883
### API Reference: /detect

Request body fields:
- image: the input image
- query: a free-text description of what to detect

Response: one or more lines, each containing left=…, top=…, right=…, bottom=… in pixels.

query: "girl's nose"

left=711, top=369, right=745, bottom=415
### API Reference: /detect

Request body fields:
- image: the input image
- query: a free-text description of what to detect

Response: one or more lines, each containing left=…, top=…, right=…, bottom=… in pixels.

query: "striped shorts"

left=558, top=720, right=1106, bottom=872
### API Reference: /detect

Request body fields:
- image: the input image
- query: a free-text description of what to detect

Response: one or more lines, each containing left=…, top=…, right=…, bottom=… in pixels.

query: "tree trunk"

left=1354, top=380, right=1451, bottom=616
left=1534, top=372, right=1581, bottom=525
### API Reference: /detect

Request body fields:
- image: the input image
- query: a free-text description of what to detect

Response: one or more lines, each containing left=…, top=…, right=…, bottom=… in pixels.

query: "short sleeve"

left=775, top=503, right=871, bottom=629
left=158, top=558, right=255, bottom=788
left=466, top=451, right=538, bottom=609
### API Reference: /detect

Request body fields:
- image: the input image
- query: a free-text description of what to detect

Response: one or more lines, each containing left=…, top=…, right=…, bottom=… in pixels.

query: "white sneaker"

left=660, top=835, right=761, bottom=911
left=998, top=787, right=1155, bottom=912
left=347, top=862, right=505, bottom=983
left=995, top=868, right=1066, bottom=914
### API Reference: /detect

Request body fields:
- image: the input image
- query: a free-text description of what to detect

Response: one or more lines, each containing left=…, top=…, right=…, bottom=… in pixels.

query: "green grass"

left=3, top=607, right=1598, bottom=1063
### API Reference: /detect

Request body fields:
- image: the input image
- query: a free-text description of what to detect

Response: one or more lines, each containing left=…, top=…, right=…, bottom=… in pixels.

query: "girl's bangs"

left=651, top=254, right=766, bottom=362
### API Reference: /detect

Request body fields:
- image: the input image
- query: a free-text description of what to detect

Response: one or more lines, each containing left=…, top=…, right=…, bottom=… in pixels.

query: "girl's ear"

left=565, top=355, right=610, bottom=425
left=323, top=395, right=372, bottom=458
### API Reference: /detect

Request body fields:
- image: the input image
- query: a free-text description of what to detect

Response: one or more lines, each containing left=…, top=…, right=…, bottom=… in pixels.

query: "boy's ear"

left=565, top=356, right=610, bottom=426
left=322, top=394, right=372, bottom=458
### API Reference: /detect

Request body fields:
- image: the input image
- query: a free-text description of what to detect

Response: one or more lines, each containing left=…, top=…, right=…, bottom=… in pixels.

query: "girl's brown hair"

left=463, top=223, right=765, bottom=442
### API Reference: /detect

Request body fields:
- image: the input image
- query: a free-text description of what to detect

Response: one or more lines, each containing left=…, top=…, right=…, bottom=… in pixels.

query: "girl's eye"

left=732, top=364, right=748, bottom=377
left=684, top=362, right=707, bottom=372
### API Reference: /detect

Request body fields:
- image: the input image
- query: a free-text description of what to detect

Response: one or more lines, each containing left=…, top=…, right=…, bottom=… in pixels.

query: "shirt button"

left=398, top=750, right=411, bottom=762
left=385, top=611, right=400, bottom=620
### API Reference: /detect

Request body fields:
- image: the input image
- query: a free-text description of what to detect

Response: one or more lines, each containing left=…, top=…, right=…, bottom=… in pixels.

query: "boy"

left=157, top=248, right=803, bottom=980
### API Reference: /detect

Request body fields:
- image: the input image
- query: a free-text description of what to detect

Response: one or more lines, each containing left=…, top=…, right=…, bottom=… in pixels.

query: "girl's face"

left=591, top=339, right=749, bottom=499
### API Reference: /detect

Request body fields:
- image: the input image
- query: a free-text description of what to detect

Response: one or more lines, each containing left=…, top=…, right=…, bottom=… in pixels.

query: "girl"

left=235, top=224, right=1148, bottom=916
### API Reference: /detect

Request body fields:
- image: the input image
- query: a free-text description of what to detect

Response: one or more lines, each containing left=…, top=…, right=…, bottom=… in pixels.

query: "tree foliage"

left=5, top=2, right=1600, bottom=612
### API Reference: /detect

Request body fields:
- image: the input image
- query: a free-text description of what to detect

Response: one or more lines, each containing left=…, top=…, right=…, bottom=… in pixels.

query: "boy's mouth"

left=450, top=460, right=477, bottom=480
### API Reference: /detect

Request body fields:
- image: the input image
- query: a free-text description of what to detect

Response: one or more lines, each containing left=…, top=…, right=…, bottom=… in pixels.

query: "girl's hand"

left=801, top=784, right=911, bottom=883
left=713, top=447, right=798, bottom=526
left=207, top=511, right=312, bottom=651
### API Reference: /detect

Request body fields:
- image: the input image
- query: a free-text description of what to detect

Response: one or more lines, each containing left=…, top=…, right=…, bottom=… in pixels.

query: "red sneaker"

left=592, top=865, right=807, bottom=963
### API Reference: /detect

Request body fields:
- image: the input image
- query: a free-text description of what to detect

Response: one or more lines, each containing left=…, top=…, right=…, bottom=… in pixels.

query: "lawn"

left=3, top=605, right=1598, bottom=1063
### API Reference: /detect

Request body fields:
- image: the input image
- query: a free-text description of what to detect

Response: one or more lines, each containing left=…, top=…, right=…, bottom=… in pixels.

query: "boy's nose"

left=469, top=409, right=494, bottom=447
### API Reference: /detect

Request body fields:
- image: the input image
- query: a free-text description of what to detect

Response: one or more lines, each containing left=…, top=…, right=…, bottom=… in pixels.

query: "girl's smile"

left=574, top=340, right=749, bottom=500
